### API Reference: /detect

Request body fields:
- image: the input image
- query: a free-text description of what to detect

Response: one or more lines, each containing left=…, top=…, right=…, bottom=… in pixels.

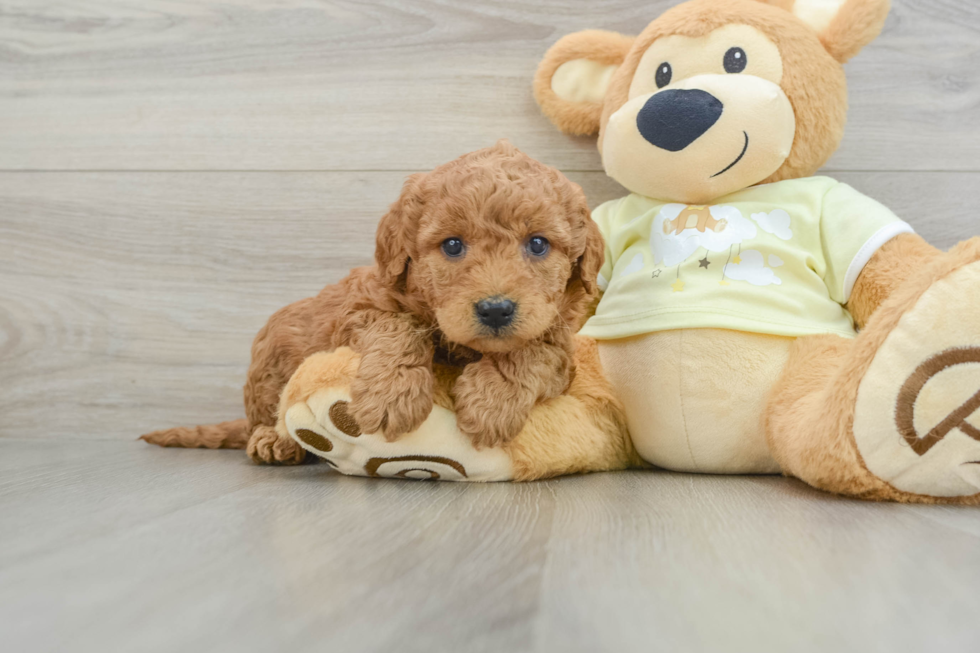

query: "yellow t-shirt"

left=581, top=176, right=913, bottom=340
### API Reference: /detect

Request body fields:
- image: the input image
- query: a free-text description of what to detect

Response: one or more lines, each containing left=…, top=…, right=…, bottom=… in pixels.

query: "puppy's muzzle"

left=475, top=297, right=516, bottom=331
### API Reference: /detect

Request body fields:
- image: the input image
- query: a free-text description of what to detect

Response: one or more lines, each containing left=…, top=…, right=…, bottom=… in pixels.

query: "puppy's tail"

left=139, top=419, right=250, bottom=450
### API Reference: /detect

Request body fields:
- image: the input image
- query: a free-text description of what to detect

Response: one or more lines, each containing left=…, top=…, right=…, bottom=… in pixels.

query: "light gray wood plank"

left=0, top=440, right=550, bottom=653
left=537, top=473, right=980, bottom=653
left=0, top=0, right=977, bottom=172
left=1, top=440, right=978, bottom=653
left=0, top=170, right=621, bottom=440
left=0, top=170, right=975, bottom=441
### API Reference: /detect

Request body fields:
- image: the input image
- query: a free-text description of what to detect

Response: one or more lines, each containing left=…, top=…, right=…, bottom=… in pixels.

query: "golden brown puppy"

left=142, top=141, right=603, bottom=462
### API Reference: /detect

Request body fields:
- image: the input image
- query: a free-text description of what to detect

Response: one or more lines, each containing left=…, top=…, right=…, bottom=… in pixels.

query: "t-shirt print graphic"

left=650, top=204, right=789, bottom=290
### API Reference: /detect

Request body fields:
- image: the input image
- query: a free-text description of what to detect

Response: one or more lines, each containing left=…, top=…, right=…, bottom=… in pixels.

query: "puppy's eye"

left=724, top=47, right=747, bottom=74
left=655, top=62, right=672, bottom=89
left=526, top=236, right=550, bottom=257
left=441, top=237, right=465, bottom=258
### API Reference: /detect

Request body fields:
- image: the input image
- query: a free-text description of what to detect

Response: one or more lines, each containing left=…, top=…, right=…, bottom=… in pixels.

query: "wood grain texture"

left=0, top=170, right=620, bottom=440
left=1, top=171, right=976, bottom=441
left=0, top=0, right=978, bottom=172
left=2, top=2, right=979, bottom=649
left=1, top=440, right=978, bottom=653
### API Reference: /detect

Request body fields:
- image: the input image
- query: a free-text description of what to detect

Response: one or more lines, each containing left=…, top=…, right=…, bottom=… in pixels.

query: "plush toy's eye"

left=526, top=236, right=550, bottom=257
left=655, top=62, right=672, bottom=89
left=441, top=237, right=465, bottom=258
left=724, top=47, right=747, bottom=74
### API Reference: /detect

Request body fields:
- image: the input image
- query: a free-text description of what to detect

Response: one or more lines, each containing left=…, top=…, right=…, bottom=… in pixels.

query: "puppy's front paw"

left=247, top=425, right=308, bottom=465
left=453, top=367, right=530, bottom=449
left=349, top=365, right=434, bottom=440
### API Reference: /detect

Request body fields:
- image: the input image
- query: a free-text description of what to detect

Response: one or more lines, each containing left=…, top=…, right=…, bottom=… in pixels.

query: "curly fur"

left=142, top=141, right=604, bottom=461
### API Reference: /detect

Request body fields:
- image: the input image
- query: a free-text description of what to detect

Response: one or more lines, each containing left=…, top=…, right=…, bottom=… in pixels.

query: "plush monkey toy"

left=280, top=0, right=980, bottom=503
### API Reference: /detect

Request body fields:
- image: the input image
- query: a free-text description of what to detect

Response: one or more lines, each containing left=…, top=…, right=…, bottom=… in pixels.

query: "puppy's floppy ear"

left=375, top=173, right=426, bottom=288
left=534, top=30, right=635, bottom=136
left=572, top=214, right=605, bottom=297
left=757, top=0, right=890, bottom=63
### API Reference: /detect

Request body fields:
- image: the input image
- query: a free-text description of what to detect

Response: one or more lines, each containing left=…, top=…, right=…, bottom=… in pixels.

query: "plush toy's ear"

left=781, top=0, right=891, bottom=63
left=534, top=30, right=635, bottom=136
left=375, top=173, right=426, bottom=289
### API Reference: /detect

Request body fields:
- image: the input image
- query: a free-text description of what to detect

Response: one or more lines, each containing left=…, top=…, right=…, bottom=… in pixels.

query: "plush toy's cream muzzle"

left=602, top=73, right=795, bottom=205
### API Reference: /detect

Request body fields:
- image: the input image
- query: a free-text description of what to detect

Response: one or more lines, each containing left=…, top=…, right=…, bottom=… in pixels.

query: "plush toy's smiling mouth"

left=711, top=131, right=749, bottom=178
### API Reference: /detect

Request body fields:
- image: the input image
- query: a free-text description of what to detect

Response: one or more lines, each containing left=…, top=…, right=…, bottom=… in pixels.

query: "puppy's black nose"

left=475, top=298, right=516, bottom=330
left=636, top=89, right=724, bottom=152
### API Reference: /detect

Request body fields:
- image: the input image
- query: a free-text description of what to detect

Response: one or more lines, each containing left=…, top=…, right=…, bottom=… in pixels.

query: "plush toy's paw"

left=247, top=425, right=308, bottom=465
left=853, top=244, right=980, bottom=499
left=280, top=349, right=514, bottom=482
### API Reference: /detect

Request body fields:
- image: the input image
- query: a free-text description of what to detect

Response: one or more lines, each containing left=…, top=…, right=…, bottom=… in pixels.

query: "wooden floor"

left=2, top=1, right=980, bottom=650
left=3, top=440, right=980, bottom=653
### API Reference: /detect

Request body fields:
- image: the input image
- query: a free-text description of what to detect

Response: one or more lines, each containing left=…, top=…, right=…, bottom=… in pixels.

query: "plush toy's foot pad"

left=854, top=258, right=980, bottom=498
left=282, top=352, right=514, bottom=482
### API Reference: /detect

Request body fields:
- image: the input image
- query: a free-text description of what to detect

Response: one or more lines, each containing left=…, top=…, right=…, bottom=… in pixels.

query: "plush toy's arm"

left=847, top=233, right=941, bottom=329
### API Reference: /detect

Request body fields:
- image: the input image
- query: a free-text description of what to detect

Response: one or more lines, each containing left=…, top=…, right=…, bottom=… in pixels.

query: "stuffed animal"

left=280, top=0, right=980, bottom=503
left=279, top=338, right=638, bottom=481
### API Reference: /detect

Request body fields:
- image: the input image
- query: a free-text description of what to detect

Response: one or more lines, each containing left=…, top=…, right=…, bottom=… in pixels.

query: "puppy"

left=142, top=141, right=603, bottom=463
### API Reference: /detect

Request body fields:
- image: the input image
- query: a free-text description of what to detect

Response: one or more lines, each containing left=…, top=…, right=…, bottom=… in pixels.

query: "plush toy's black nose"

left=636, top=89, right=724, bottom=152
left=475, top=298, right=516, bottom=330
